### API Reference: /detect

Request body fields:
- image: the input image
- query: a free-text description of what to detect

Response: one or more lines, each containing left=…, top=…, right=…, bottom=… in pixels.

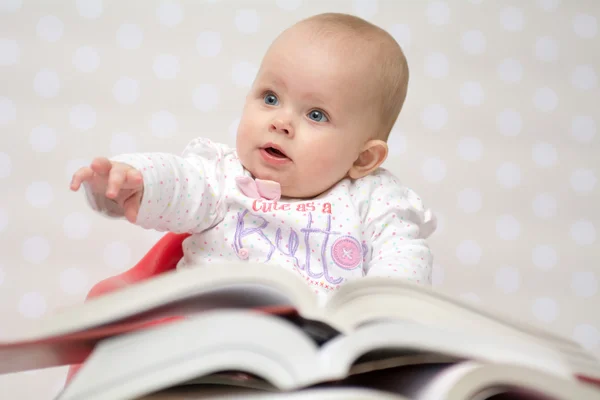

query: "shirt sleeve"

left=83, top=137, right=228, bottom=234
left=361, top=173, right=437, bottom=286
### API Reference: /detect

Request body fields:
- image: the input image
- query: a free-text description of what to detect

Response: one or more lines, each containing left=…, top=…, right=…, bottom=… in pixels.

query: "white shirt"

left=85, top=137, right=437, bottom=294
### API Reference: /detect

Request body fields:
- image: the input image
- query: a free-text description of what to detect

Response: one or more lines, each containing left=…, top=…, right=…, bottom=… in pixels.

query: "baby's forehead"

left=258, top=58, right=376, bottom=106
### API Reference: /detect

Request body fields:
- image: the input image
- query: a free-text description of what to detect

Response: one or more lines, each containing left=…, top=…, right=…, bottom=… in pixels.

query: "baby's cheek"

left=304, top=151, right=342, bottom=179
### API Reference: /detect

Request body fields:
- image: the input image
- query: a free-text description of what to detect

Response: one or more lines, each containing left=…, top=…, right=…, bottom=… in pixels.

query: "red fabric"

left=65, top=232, right=191, bottom=382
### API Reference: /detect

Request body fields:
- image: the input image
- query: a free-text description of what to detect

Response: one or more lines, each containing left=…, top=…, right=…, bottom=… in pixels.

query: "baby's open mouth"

left=264, top=147, right=288, bottom=159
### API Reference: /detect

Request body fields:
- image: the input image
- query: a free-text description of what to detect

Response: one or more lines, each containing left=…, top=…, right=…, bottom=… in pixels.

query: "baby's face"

left=236, top=28, right=379, bottom=198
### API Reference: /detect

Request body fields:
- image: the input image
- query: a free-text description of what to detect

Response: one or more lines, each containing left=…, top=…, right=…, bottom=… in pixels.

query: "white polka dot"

left=37, top=15, right=64, bottom=42
left=0, top=152, right=11, bottom=179
left=352, top=0, right=378, bottom=20
left=116, top=23, right=143, bottom=49
left=427, top=1, right=450, bottom=25
left=532, top=297, right=558, bottom=323
left=573, top=324, right=599, bottom=351
left=421, top=157, right=446, bottom=183
left=387, top=131, right=407, bottom=156
left=459, top=292, right=481, bottom=304
left=537, top=0, right=560, bottom=11
left=571, top=271, right=598, bottom=298
left=432, top=263, right=444, bottom=286
left=153, top=54, right=179, bottom=80
left=157, top=1, right=183, bottom=27
left=389, top=24, right=411, bottom=50
left=461, top=30, right=486, bottom=55
left=26, top=181, right=54, bottom=208
left=535, top=36, right=558, bottom=62
left=424, top=52, right=448, bottom=78
left=22, top=236, right=51, bottom=264
left=459, top=81, right=484, bottom=106
left=76, top=0, right=102, bottom=19
left=229, top=117, right=241, bottom=141
left=276, top=0, right=302, bottom=11
left=110, top=132, right=137, bottom=155
left=149, top=110, right=177, bottom=138
left=72, top=46, right=99, bottom=72
left=571, top=116, right=596, bottom=143
left=571, top=65, right=597, bottom=91
left=29, top=125, right=57, bottom=153
left=65, top=158, right=89, bottom=181
left=69, top=104, right=97, bottom=131
left=104, top=241, right=132, bottom=271
left=421, top=104, right=448, bottom=131
left=496, top=109, right=522, bottom=137
left=113, top=77, right=139, bottom=105
left=235, top=9, right=259, bottom=34
left=193, top=84, right=220, bottom=112
left=570, top=220, right=596, bottom=246
left=18, top=292, right=47, bottom=319
left=196, top=31, right=221, bottom=57
left=59, top=267, right=89, bottom=295
left=63, top=212, right=92, bottom=240
left=0, top=0, right=21, bottom=12
left=495, top=266, right=520, bottom=293
left=532, top=245, right=558, bottom=270
left=456, top=239, right=482, bottom=265
left=573, top=13, right=597, bottom=39
left=497, top=59, right=522, bottom=83
left=0, top=96, right=16, bottom=125
left=496, top=215, right=521, bottom=240
left=496, top=162, right=521, bottom=189
left=0, top=207, right=7, bottom=232
left=500, top=6, right=524, bottom=31
left=532, top=142, right=557, bottom=167
left=232, top=61, right=258, bottom=87
left=0, top=38, right=19, bottom=66
left=457, top=136, right=482, bottom=161
left=33, top=68, right=60, bottom=98
left=570, top=169, right=596, bottom=193
left=457, top=188, right=482, bottom=214
left=532, top=193, right=557, bottom=219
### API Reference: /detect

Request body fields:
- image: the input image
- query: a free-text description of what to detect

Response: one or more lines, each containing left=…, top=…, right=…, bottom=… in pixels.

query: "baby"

left=70, top=13, right=437, bottom=294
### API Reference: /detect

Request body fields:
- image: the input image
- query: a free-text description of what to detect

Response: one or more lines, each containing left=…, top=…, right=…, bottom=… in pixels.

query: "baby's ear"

left=348, top=139, right=388, bottom=180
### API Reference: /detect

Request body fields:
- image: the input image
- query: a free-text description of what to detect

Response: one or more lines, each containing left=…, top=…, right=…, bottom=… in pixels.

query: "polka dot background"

left=0, top=0, right=598, bottom=397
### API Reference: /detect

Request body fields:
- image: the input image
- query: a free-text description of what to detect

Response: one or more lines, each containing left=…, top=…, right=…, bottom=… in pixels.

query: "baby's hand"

left=70, top=157, right=144, bottom=223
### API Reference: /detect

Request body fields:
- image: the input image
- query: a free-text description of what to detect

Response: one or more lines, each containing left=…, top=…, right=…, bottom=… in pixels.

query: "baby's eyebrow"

left=302, top=93, right=327, bottom=106
left=259, top=73, right=287, bottom=91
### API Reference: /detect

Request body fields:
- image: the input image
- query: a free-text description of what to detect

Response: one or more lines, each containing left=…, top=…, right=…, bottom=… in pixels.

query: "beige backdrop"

left=1, top=0, right=599, bottom=398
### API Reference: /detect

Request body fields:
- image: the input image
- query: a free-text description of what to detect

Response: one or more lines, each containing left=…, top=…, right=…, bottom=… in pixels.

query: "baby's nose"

left=270, top=119, right=293, bottom=135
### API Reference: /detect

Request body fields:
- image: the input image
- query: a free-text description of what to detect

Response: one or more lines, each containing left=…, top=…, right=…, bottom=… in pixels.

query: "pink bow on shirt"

left=235, top=176, right=281, bottom=201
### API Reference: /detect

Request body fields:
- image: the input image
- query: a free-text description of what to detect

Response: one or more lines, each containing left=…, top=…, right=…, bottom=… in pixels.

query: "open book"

left=139, top=362, right=600, bottom=400
left=1, top=263, right=599, bottom=382
left=54, top=309, right=600, bottom=400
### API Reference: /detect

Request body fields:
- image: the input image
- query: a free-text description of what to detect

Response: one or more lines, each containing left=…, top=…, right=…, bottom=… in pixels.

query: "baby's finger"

left=106, top=167, right=127, bottom=199
left=90, top=157, right=113, bottom=176
left=70, top=167, right=94, bottom=191
left=123, top=192, right=141, bottom=223
left=124, top=168, right=143, bottom=189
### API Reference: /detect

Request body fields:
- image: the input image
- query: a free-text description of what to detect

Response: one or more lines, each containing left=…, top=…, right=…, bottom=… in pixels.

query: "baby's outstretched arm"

left=71, top=138, right=227, bottom=234
left=70, top=157, right=144, bottom=223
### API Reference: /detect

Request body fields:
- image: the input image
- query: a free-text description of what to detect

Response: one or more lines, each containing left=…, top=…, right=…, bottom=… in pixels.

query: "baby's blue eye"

left=264, top=93, right=279, bottom=106
left=308, top=110, right=328, bottom=122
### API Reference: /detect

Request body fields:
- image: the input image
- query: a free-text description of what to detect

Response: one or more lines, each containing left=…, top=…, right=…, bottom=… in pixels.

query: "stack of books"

left=2, top=262, right=599, bottom=400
